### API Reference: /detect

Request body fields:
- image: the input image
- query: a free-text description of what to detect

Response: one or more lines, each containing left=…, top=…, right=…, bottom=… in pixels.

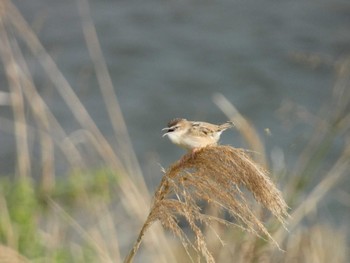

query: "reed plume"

left=124, top=145, right=289, bottom=263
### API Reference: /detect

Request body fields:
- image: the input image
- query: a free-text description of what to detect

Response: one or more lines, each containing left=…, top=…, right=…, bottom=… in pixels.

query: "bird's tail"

left=218, top=121, right=235, bottom=131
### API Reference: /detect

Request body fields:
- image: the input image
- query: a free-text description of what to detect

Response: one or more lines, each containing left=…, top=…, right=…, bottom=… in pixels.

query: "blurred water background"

left=1, top=0, right=350, bottom=226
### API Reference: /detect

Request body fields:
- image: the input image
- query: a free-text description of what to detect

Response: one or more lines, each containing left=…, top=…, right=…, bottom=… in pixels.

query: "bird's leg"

left=190, top=147, right=201, bottom=159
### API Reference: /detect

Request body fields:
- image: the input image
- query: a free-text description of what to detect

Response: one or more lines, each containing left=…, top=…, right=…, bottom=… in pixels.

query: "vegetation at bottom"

left=0, top=169, right=120, bottom=263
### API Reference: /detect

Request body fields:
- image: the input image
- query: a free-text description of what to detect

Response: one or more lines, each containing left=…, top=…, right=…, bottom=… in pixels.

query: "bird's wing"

left=190, top=122, right=217, bottom=137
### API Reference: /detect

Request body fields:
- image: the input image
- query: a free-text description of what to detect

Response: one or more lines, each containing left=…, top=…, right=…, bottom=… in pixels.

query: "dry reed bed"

left=125, top=146, right=289, bottom=263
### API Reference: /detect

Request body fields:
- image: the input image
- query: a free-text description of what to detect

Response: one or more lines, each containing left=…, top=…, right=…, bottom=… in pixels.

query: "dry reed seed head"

left=177, top=146, right=288, bottom=223
left=151, top=145, right=289, bottom=252
left=127, top=146, right=289, bottom=262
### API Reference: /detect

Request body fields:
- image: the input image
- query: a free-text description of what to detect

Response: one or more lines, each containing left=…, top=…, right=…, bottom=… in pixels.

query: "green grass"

left=0, top=169, right=120, bottom=262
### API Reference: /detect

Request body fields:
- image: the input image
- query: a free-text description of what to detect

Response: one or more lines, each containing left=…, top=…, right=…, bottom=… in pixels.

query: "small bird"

left=162, top=118, right=234, bottom=151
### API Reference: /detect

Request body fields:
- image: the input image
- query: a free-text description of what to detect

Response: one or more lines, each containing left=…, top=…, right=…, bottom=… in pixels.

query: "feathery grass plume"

left=124, top=145, right=289, bottom=263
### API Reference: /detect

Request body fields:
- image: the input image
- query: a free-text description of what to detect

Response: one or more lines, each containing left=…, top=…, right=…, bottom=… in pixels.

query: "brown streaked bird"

left=162, top=118, right=234, bottom=151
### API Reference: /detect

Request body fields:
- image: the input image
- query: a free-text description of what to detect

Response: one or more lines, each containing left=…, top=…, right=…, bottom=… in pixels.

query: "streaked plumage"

left=162, top=118, right=234, bottom=150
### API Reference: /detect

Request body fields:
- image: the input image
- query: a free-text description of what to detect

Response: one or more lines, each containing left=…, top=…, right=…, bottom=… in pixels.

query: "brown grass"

left=0, top=245, right=29, bottom=263
left=124, top=145, right=289, bottom=263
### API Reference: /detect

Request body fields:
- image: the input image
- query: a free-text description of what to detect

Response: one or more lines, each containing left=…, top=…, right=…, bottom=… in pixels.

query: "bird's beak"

left=162, top=127, right=170, bottom=137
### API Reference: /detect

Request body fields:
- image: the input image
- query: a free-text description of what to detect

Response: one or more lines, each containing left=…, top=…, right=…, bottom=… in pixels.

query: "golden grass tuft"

left=124, top=145, right=289, bottom=263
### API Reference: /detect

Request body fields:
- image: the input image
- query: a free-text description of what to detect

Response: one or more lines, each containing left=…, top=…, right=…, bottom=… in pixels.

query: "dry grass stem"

left=271, top=224, right=348, bottom=263
left=10, top=36, right=56, bottom=192
left=274, top=146, right=350, bottom=245
left=125, top=145, right=289, bottom=262
left=0, top=15, right=31, bottom=178
left=48, top=199, right=114, bottom=263
left=0, top=245, right=29, bottom=263
left=0, top=2, right=175, bottom=261
left=213, top=93, right=267, bottom=167
left=6, top=1, right=124, bottom=172
left=77, top=0, right=146, bottom=188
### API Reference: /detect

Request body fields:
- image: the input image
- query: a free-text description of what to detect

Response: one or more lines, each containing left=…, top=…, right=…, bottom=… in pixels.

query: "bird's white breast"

left=167, top=132, right=183, bottom=145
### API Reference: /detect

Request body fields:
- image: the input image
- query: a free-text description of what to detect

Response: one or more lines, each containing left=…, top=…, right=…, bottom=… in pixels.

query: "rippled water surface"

left=2, top=0, right=350, bottom=223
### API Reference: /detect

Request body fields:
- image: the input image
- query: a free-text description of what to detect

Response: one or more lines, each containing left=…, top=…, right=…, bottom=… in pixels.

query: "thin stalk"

left=213, top=93, right=267, bottom=168
left=123, top=215, right=153, bottom=263
left=0, top=16, right=31, bottom=178
left=7, top=0, right=124, bottom=172
left=76, top=0, right=146, bottom=189
left=10, top=36, right=56, bottom=192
